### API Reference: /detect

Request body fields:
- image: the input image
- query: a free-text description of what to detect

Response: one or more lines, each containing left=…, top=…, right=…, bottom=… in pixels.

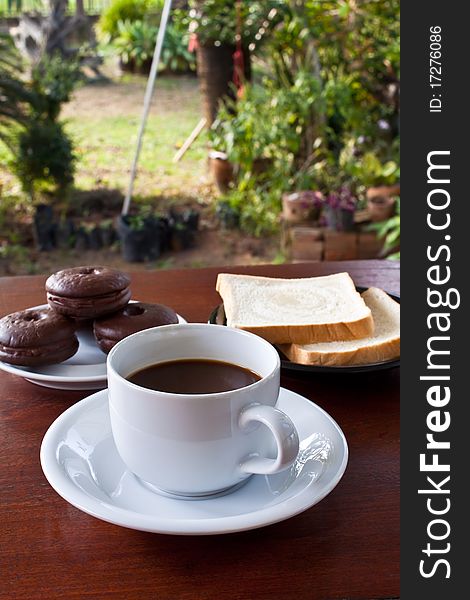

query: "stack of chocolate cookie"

left=0, top=266, right=178, bottom=367
left=46, top=266, right=132, bottom=321
left=0, top=308, right=79, bottom=367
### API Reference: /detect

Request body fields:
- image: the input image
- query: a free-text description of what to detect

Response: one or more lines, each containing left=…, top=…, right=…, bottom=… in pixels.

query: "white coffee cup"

left=107, top=323, right=299, bottom=498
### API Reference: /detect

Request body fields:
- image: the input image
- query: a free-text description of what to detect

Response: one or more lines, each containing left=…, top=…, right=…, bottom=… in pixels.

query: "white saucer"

left=40, top=387, right=348, bottom=535
left=0, top=304, right=186, bottom=390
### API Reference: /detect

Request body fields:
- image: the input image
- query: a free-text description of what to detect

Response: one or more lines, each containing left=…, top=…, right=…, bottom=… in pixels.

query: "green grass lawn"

left=64, top=75, right=208, bottom=198
left=67, top=114, right=207, bottom=196
left=1, top=74, right=209, bottom=200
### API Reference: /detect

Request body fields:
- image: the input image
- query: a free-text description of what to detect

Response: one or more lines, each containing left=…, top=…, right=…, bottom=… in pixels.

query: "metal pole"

left=122, top=0, right=173, bottom=216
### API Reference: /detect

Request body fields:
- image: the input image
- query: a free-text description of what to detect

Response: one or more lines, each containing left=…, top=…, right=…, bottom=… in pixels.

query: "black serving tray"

left=208, top=287, right=400, bottom=374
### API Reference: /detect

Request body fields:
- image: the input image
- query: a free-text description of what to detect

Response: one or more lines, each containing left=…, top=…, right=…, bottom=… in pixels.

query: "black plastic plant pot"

left=183, top=209, right=200, bottom=232
left=143, top=216, right=163, bottom=260
left=56, top=218, right=76, bottom=250
left=215, top=201, right=240, bottom=230
left=100, top=224, right=116, bottom=247
left=33, top=204, right=56, bottom=251
left=157, top=217, right=172, bottom=253
left=118, top=215, right=162, bottom=263
left=324, top=206, right=355, bottom=232
left=171, top=225, right=195, bottom=251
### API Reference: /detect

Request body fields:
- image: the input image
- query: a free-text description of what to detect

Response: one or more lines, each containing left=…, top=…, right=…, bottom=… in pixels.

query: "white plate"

left=0, top=304, right=186, bottom=390
left=40, top=387, right=348, bottom=535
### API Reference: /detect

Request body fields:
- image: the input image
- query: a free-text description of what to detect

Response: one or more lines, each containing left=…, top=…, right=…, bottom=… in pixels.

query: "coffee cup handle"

left=238, top=404, right=299, bottom=475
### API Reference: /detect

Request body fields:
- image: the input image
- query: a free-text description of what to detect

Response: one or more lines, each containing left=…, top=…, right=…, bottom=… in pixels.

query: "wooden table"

left=0, top=260, right=399, bottom=600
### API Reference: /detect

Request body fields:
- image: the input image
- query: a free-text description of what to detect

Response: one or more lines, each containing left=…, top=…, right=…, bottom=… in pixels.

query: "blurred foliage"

left=114, top=19, right=158, bottom=67
left=114, top=19, right=195, bottom=72
left=0, top=34, right=31, bottom=150
left=1, top=38, right=80, bottom=200
left=211, top=0, right=400, bottom=235
left=101, top=0, right=195, bottom=73
left=370, top=197, right=400, bottom=259
left=184, top=0, right=284, bottom=47
left=15, top=119, right=76, bottom=198
left=99, top=0, right=164, bottom=40
left=30, top=54, right=82, bottom=120
left=16, top=54, right=80, bottom=198
left=0, top=188, right=34, bottom=271
left=160, top=21, right=196, bottom=73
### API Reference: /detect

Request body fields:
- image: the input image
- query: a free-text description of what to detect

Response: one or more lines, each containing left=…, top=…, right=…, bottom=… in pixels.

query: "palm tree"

left=0, top=33, right=76, bottom=198
left=0, top=35, right=34, bottom=151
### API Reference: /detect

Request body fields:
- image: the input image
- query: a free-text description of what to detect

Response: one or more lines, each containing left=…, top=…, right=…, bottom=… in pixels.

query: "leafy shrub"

left=210, top=73, right=328, bottom=234
left=99, top=0, right=164, bottom=40
left=212, top=72, right=325, bottom=174
left=370, top=197, right=400, bottom=259
left=14, top=54, right=80, bottom=198
left=186, top=0, right=282, bottom=46
left=15, top=119, right=75, bottom=197
left=30, top=54, right=82, bottom=119
left=114, top=19, right=157, bottom=68
left=0, top=34, right=30, bottom=150
left=1, top=42, right=80, bottom=199
left=160, top=23, right=196, bottom=73
left=223, top=180, right=281, bottom=237
left=114, top=20, right=195, bottom=72
left=344, top=149, right=399, bottom=188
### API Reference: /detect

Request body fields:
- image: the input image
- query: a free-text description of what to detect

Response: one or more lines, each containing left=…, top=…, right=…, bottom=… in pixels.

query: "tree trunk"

left=75, top=0, right=85, bottom=17
left=196, top=43, right=251, bottom=126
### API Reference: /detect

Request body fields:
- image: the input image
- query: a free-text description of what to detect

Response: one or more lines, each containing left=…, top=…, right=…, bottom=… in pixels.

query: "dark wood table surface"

left=0, top=260, right=399, bottom=600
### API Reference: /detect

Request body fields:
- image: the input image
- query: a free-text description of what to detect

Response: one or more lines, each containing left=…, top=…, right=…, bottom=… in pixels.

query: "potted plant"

left=358, top=152, right=400, bottom=222
left=210, top=69, right=328, bottom=236
left=207, top=120, right=235, bottom=193
left=74, top=225, right=90, bottom=251
left=208, top=150, right=235, bottom=194
left=168, top=207, right=199, bottom=251
left=55, top=216, right=76, bottom=250
left=99, top=219, right=117, bottom=247
left=282, top=191, right=324, bottom=224
left=324, top=187, right=357, bottom=232
left=185, top=0, right=266, bottom=124
left=118, top=209, right=162, bottom=262
left=113, top=19, right=157, bottom=74
left=182, top=208, right=200, bottom=233
left=215, top=200, right=240, bottom=230
left=208, top=86, right=275, bottom=194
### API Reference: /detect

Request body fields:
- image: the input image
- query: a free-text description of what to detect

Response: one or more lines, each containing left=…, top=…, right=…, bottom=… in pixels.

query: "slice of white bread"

left=215, top=272, right=374, bottom=345
left=278, top=287, right=400, bottom=366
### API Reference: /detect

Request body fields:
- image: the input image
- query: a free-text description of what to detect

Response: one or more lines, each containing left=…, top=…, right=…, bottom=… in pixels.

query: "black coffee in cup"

left=127, top=359, right=261, bottom=394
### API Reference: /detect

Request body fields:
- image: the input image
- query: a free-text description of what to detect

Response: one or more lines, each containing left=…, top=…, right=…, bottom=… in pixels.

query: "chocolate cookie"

left=93, top=302, right=179, bottom=353
left=0, top=307, right=79, bottom=366
left=46, top=266, right=131, bottom=320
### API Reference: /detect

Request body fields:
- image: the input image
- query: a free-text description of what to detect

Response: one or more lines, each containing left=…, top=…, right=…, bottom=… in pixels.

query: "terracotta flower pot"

left=366, top=184, right=400, bottom=222
left=282, top=191, right=323, bottom=224
left=209, top=151, right=235, bottom=194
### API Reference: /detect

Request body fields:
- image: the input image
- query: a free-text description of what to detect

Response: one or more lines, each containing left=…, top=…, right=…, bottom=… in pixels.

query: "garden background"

left=0, top=0, right=400, bottom=276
